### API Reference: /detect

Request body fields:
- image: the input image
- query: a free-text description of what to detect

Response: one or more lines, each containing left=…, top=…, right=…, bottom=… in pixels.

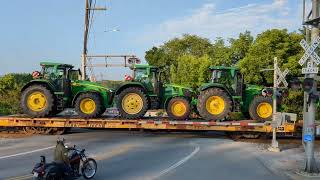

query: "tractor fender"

left=199, top=84, right=233, bottom=97
left=115, top=82, right=148, bottom=95
left=21, top=80, right=56, bottom=93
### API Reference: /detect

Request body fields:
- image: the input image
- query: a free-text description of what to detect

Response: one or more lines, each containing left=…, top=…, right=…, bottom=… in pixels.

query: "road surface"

left=0, top=129, right=288, bottom=180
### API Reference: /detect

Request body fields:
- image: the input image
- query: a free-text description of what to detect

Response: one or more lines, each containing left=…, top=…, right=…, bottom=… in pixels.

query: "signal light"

left=303, top=78, right=314, bottom=93
left=289, top=77, right=301, bottom=90
left=128, top=57, right=141, bottom=64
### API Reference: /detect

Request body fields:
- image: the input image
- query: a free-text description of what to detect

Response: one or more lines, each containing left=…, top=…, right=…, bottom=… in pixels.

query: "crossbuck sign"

left=275, top=66, right=289, bottom=88
left=299, top=36, right=320, bottom=74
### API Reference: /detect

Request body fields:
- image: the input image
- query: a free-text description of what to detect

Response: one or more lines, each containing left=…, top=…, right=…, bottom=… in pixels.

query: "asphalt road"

left=0, top=129, right=288, bottom=180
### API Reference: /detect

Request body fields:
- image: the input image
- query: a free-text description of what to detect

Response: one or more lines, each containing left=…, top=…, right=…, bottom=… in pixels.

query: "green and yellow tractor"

left=197, top=66, right=273, bottom=121
left=20, top=62, right=114, bottom=118
left=114, top=64, right=194, bottom=120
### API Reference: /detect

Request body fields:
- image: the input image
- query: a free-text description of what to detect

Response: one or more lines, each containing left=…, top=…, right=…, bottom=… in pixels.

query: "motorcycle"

left=32, top=146, right=97, bottom=180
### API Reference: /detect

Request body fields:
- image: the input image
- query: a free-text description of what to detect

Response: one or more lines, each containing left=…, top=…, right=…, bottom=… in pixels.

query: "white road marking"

left=0, top=146, right=55, bottom=160
left=153, top=145, right=200, bottom=179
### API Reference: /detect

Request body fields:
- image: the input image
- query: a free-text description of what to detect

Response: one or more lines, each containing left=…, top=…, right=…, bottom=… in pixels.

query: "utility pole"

left=301, top=0, right=320, bottom=174
left=82, top=0, right=89, bottom=80
left=81, top=0, right=107, bottom=80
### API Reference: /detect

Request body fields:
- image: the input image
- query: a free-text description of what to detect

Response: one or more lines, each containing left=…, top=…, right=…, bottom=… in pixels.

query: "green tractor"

left=197, top=66, right=273, bottom=121
left=115, top=64, right=194, bottom=120
left=20, top=62, right=114, bottom=118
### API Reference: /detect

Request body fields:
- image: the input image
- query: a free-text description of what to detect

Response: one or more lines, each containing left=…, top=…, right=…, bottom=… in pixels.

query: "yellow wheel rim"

left=27, top=91, right=47, bottom=112
left=171, top=101, right=187, bottom=117
left=256, top=102, right=272, bottom=119
left=122, top=93, right=143, bottom=115
left=205, top=96, right=225, bottom=115
left=80, top=98, right=96, bottom=114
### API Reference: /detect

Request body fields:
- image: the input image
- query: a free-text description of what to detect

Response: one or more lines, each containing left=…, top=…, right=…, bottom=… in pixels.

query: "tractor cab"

left=209, top=66, right=244, bottom=96
left=132, top=64, right=162, bottom=95
left=198, top=66, right=272, bottom=121
left=39, top=62, right=77, bottom=96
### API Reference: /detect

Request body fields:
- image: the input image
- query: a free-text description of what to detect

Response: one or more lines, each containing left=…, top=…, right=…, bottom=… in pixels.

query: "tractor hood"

left=72, top=80, right=113, bottom=92
left=245, top=84, right=264, bottom=92
left=164, top=84, right=194, bottom=98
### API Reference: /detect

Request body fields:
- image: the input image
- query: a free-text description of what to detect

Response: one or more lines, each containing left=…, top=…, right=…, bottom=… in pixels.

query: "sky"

left=0, top=0, right=303, bottom=80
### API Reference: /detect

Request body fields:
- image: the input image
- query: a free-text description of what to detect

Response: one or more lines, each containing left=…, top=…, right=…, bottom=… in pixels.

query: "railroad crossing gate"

left=299, top=36, right=320, bottom=74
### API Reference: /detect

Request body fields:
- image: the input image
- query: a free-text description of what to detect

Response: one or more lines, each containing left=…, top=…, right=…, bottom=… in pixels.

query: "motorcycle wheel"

left=82, top=158, right=97, bottom=179
left=45, top=174, right=56, bottom=180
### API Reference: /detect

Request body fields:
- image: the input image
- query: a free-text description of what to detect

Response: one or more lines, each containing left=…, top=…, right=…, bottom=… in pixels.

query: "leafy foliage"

left=145, top=29, right=309, bottom=116
left=0, top=73, right=32, bottom=115
left=238, top=29, right=304, bottom=84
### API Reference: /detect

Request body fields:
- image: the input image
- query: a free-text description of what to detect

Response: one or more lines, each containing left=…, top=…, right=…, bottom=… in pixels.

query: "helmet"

left=57, top=137, right=65, bottom=144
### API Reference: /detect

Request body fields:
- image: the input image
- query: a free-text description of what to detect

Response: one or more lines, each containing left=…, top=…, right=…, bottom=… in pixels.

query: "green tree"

left=145, top=34, right=214, bottom=83
left=229, top=31, right=254, bottom=65
left=170, top=55, right=211, bottom=88
left=238, top=29, right=304, bottom=85
left=0, top=73, right=32, bottom=115
left=210, top=38, right=231, bottom=66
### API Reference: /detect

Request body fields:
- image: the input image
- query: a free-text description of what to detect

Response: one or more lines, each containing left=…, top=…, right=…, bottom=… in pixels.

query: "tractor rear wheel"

left=249, top=96, right=273, bottom=121
left=166, top=97, right=191, bottom=120
left=197, top=88, right=232, bottom=121
left=117, top=87, right=148, bottom=119
left=21, top=85, right=54, bottom=117
left=75, top=93, right=103, bottom=119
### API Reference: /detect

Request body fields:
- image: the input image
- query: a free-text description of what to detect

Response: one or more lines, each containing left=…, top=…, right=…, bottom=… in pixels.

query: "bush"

left=281, top=90, right=304, bottom=119
left=281, top=90, right=320, bottom=120
left=0, top=73, right=32, bottom=115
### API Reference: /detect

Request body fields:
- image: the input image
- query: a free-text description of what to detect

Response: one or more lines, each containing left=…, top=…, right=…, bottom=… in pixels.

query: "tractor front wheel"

left=197, top=88, right=232, bottom=121
left=166, top=97, right=191, bottom=120
left=20, top=85, right=54, bottom=117
left=75, top=93, right=103, bottom=119
left=249, top=96, right=273, bottom=121
left=117, top=87, right=148, bottom=119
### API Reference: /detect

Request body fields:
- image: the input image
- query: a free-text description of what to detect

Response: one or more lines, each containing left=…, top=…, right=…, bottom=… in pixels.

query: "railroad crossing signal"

left=299, top=36, right=320, bottom=74
left=275, top=65, right=289, bottom=88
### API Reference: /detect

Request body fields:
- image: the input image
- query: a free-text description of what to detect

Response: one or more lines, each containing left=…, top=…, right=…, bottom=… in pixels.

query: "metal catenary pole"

left=303, top=0, right=319, bottom=173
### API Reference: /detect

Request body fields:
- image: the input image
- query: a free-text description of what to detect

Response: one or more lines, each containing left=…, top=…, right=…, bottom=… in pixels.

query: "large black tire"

left=20, top=85, right=54, bottom=118
left=75, top=93, right=103, bottom=119
left=249, top=96, right=273, bottom=121
left=117, top=87, right=148, bottom=119
left=197, top=88, right=232, bottom=121
left=166, top=97, right=191, bottom=120
left=82, top=158, right=97, bottom=179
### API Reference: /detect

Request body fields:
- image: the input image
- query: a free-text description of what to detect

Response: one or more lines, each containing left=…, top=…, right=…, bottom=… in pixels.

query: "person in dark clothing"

left=54, top=138, right=72, bottom=175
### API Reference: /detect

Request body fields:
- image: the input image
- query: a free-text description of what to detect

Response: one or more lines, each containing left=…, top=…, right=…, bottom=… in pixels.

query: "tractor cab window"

left=69, top=69, right=81, bottom=82
left=211, top=70, right=232, bottom=84
left=57, top=68, right=66, bottom=79
left=134, top=68, right=148, bottom=81
left=150, top=68, right=158, bottom=88
left=42, top=66, right=55, bottom=80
